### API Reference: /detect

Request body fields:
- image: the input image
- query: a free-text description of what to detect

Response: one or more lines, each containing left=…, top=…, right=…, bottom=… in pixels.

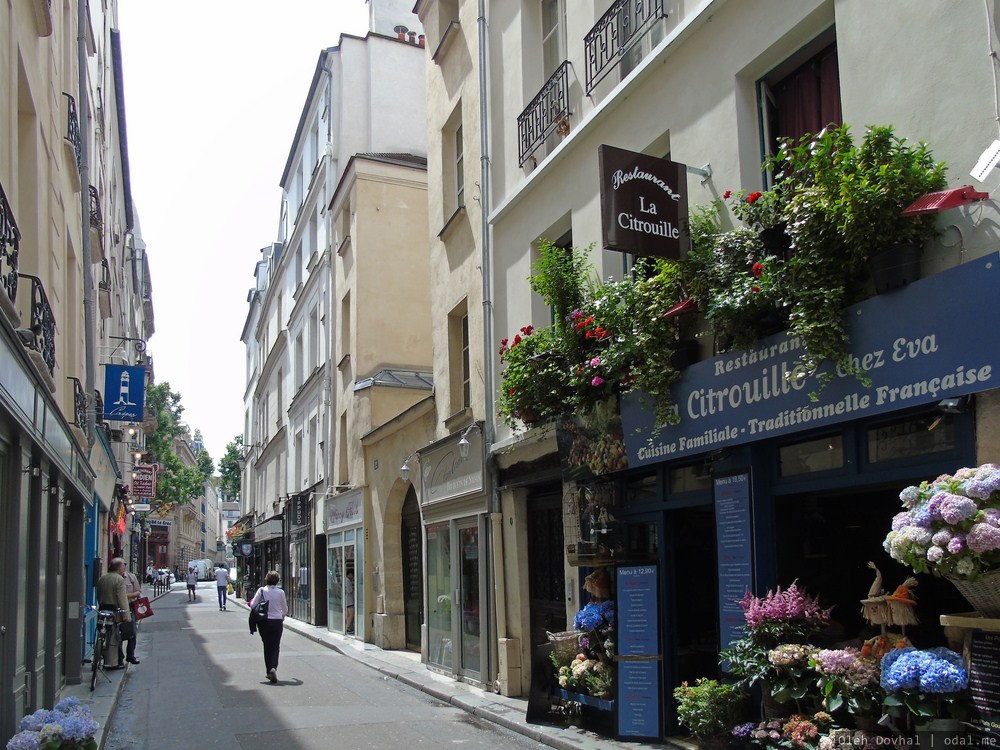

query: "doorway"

left=527, top=492, right=565, bottom=649
left=401, top=489, right=423, bottom=650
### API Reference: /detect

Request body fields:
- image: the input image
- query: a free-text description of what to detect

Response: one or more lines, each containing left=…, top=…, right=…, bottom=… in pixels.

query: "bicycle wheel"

left=90, top=631, right=105, bottom=691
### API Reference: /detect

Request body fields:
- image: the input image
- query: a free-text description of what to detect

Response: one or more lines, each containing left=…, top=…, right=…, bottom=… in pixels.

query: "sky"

left=117, top=2, right=370, bottom=466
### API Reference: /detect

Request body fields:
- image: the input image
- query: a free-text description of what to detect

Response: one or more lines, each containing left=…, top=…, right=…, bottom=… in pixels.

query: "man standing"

left=215, top=564, right=230, bottom=611
left=185, top=566, right=198, bottom=602
left=95, top=558, right=131, bottom=669
left=122, top=565, right=142, bottom=664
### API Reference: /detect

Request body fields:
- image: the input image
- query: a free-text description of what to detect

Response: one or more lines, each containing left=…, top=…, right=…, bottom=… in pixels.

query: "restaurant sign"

left=622, top=254, right=1000, bottom=463
left=599, top=145, right=688, bottom=259
left=131, top=464, right=157, bottom=498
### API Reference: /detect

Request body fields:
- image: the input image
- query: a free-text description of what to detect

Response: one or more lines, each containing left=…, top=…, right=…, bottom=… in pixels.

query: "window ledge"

left=432, top=20, right=461, bottom=65
left=438, top=205, right=467, bottom=241
left=337, top=353, right=351, bottom=370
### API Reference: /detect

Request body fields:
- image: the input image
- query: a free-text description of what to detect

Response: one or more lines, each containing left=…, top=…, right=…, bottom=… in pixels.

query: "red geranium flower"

left=723, top=190, right=732, bottom=200
left=752, top=262, right=765, bottom=277
left=751, top=285, right=761, bottom=294
left=747, top=191, right=763, bottom=205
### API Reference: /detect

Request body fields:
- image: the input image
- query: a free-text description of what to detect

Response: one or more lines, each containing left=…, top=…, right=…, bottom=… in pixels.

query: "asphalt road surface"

left=104, top=582, right=546, bottom=750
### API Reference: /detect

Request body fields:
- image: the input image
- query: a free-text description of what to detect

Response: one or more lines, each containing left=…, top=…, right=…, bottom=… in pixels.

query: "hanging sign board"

left=102, top=364, right=147, bottom=421
left=599, top=145, right=689, bottom=259
left=131, top=464, right=157, bottom=498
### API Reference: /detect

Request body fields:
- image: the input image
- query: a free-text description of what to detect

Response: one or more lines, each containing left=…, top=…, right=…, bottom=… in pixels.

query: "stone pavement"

left=62, top=582, right=686, bottom=750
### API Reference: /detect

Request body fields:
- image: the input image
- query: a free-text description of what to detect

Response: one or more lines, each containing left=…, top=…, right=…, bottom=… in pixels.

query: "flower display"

left=880, top=647, right=970, bottom=720
left=809, top=647, right=881, bottom=716
left=7, top=697, right=99, bottom=750
left=884, top=463, right=1000, bottom=580
left=739, top=582, right=833, bottom=631
left=673, top=678, right=747, bottom=738
left=551, top=595, right=616, bottom=699
left=724, top=188, right=785, bottom=232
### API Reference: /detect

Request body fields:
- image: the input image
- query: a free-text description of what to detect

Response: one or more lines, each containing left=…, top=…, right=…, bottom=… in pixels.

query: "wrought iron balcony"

left=584, top=0, right=666, bottom=94
left=89, top=185, right=102, bottom=230
left=16, top=273, right=56, bottom=376
left=68, top=376, right=87, bottom=428
left=1, top=180, right=20, bottom=309
left=517, top=61, right=571, bottom=167
left=64, top=93, right=82, bottom=170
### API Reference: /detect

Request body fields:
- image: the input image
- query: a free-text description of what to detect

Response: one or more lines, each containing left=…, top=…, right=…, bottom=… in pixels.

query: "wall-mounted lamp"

left=237, top=442, right=262, bottom=471
left=937, top=395, right=972, bottom=414
left=400, top=452, right=418, bottom=482
left=457, top=423, right=482, bottom=460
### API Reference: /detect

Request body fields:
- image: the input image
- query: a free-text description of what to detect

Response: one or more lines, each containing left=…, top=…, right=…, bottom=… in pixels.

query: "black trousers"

left=257, top=619, right=283, bottom=672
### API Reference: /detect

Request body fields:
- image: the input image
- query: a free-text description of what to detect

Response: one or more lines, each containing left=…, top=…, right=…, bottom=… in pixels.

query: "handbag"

left=132, top=596, right=154, bottom=620
left=227, top=582, right=234, bottom=595
left=119, top=619, right=136, bottom=639
left=250, top=596, right=269, bottom=624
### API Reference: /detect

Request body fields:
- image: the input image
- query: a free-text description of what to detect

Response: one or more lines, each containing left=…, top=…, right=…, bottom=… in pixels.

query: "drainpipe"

left=79, top=0, right=96, bottom=447
left=478, top=0, right=509, bottom=690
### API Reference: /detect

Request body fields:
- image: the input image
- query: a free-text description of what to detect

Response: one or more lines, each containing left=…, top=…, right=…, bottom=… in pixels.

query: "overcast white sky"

left=117, top=2, right=370, bottom=466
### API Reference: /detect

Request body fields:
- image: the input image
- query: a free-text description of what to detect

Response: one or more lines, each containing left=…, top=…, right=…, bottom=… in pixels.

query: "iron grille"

left=63, top=93, right=82, bottom=170
left=68, top=376, right=87, bottom=427
left=89, top=185, right=102, bottom=230
left=517, top=60, right=570, bottom=167
left=584, top=0, right=666, bottom=94
left=0, top=180, right=20, bottom=305
left=17, top=273, right=56, bottom=375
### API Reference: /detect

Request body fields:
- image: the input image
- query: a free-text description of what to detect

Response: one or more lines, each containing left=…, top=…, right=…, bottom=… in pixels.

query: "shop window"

left=626, top=472, right=657, bottom=504
left=779, top=434, right=844, bottom=477
left=760, top=38, right=842, bottom=163
left=448, top=301, right=470, bottom=414
left=866, top=413, right=957, bottom=464
left=669, top=463, right=712, bottom=494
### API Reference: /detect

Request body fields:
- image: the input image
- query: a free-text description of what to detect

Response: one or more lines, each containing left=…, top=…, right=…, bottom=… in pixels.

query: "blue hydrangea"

left=920, top=660, right=968, bottom=693
left=5, top=731, right=40, bottom=750
left=881, top=647, right=968, bottom=695
left=18, top=710, right=54, bottom=732
left=909, top=503, right=934, bottom=527
left=53, top=697, right=81, bottom=713
left=58, top=713, right=99, bottom=741
left=573, top=600, right=615, bottom=632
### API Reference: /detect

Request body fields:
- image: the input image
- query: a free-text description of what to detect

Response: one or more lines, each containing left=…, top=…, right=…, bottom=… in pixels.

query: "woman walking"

left=249, top=570, right=288, bottom=682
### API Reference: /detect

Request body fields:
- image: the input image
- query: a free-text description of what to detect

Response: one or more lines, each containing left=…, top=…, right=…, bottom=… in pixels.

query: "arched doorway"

left=401, top=487, right=423, bottom=651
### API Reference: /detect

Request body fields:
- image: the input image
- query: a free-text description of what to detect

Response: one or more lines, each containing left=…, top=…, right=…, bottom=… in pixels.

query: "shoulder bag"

left=251, top=590, right=269, bottom=624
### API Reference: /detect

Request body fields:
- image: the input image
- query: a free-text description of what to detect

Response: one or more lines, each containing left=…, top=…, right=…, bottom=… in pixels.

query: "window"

left=448, top=301, right=471, bottom=413
left=442, top=105, right=464, bottom=221
left=340, top=292, right=351, bottom=361
left=760, top=38, right=842, bottom=161
left=542, top=0, right=566, bottom=78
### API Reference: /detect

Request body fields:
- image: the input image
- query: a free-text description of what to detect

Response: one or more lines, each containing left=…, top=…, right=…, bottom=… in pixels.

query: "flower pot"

left=914, top=717, right=964, bottom=750
left=868, top=243, right=921, bottom=293
left=948, top=568, right=1000, bottom=617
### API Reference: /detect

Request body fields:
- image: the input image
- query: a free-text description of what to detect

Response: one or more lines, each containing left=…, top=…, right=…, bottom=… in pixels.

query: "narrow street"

left=104, top=583, right=546, bottom=749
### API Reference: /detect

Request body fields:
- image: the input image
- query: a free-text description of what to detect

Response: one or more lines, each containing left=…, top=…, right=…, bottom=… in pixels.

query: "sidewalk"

left=230, top=596, right=683, bottom=750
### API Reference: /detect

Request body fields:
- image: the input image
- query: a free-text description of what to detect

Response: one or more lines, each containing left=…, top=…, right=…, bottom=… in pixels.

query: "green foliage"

left=218, top=436, right=244, bottom=500
left=529, top=239, right=593, bottom=337
left=673, top=678, right=747, bottom=738
left=497, top=326, right=571, bottom=429
left=143, top=382, right=205, bottom=511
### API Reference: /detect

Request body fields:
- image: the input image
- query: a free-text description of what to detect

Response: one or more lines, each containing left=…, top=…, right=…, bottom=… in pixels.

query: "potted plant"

left=674, top=678, right=747, bottom=746
left=880, top=646, right=970, bottom=746
left=765, top=124, right=946, bottom=385
left=724, top=188, right=791, bottom=260
left=7, top=697, right=100, bottom=749
left=551, top=599, right=616, bottom=704
left=808, top=647, right=881, bottom=727
left=883, top=462, right=1000, bottom=616
left=497, top=325, right=569, bottom=430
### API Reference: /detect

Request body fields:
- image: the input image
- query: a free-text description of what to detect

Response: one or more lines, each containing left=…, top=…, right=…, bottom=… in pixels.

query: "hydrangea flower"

left=967, top=522, right=1000, bottom=554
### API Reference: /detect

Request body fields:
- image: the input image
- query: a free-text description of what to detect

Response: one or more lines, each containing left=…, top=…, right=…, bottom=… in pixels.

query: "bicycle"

left=90, top=607, right=125, bottom=691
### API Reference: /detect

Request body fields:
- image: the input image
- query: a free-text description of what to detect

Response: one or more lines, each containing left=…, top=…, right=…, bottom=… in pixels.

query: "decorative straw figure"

left=885, top=577, right=919, bottom=628
left=860, top=561, right=890, bottom=627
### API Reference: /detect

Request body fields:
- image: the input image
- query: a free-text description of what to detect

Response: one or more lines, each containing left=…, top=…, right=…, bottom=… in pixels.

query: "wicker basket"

left=547, top=630, right=581, bottom=661
left=949, top=568, right=1000, bottom=618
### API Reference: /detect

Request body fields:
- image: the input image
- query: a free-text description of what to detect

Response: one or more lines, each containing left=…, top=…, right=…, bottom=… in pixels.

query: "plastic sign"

left=131, top=464, right=158, bottom=498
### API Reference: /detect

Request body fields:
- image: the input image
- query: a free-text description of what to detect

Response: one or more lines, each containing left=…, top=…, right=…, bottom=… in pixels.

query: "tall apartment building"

left=238, top=0, right=429, bottom=637
left=1, top=0, right=153, bottom=738
left=418, top=0, right=1000, bottom=738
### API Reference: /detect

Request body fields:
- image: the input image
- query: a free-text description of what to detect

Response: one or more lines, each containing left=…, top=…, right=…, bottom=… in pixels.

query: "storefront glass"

left=459, top=523, right=480, bottom=674
left=326, top=529, right=361, bottom=637
left=289, top=530, right=310, bottom=621
left=426, top=522, right=452, bottom=669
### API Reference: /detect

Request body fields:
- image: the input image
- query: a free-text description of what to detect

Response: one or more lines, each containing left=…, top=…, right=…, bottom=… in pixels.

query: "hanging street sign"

left=102, top=364, right=147, bottom=421
left=131, top=464, right=158, bottom=498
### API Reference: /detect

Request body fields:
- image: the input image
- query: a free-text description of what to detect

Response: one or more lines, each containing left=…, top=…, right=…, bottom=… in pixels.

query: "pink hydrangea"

left=967, top=523, right=1000, bottom=554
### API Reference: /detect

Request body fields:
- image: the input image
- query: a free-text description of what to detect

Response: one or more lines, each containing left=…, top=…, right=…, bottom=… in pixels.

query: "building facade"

left=0, top=0, right=153, bottom=741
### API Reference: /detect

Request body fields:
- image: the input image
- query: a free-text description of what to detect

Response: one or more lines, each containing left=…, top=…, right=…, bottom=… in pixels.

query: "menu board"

left=714, top=473, right=754, bottom=651
left=616, top=565, right=661, bottom=739
left=970, top=631, right=1000, bottom=730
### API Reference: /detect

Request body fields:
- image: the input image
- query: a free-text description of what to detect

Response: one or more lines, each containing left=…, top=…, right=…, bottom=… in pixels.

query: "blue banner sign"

left=622, top=255, right=999, bottom=463
left=714, top=473, right=754, bottom=651
left=616, top=565, right=661, bottom=739
left=103, top=364, right=146, bottom=421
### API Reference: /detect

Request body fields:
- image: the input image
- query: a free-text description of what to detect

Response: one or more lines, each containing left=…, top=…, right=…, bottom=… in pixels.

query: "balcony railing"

left=517, top=60, right=571, bottom=167
left=64, top=93, right=82, bottom=170
left=68, top=376, right=87, bottom=428
left=89, top=185, right=102, bottom=230
left=16, top=273, right=56, bottom=375
left=0, top=180, right=20, bottom=306
left=584, top=0, right=666, bottom=94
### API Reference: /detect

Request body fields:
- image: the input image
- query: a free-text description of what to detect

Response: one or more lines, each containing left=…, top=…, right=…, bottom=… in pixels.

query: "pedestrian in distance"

left=185, top=566, right=198, bottom=602
left=249, top=570, right=288, bottom=683
left=344, top=570, right=355, bottom=634
left=95, top=558, right=131, bottom=670
left=121, top=564, right=142, bottom=664
left=215, top=564, right=231, bottom=610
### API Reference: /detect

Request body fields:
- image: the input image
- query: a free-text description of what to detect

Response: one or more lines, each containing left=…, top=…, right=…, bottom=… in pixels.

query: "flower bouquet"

left=732, top=711, right=834, bottom=750
left=7, top=697, right=99, bottom=750
left=551, top=600, right=616, bottom=700
left=883, top=463, right=1000, bottom=615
